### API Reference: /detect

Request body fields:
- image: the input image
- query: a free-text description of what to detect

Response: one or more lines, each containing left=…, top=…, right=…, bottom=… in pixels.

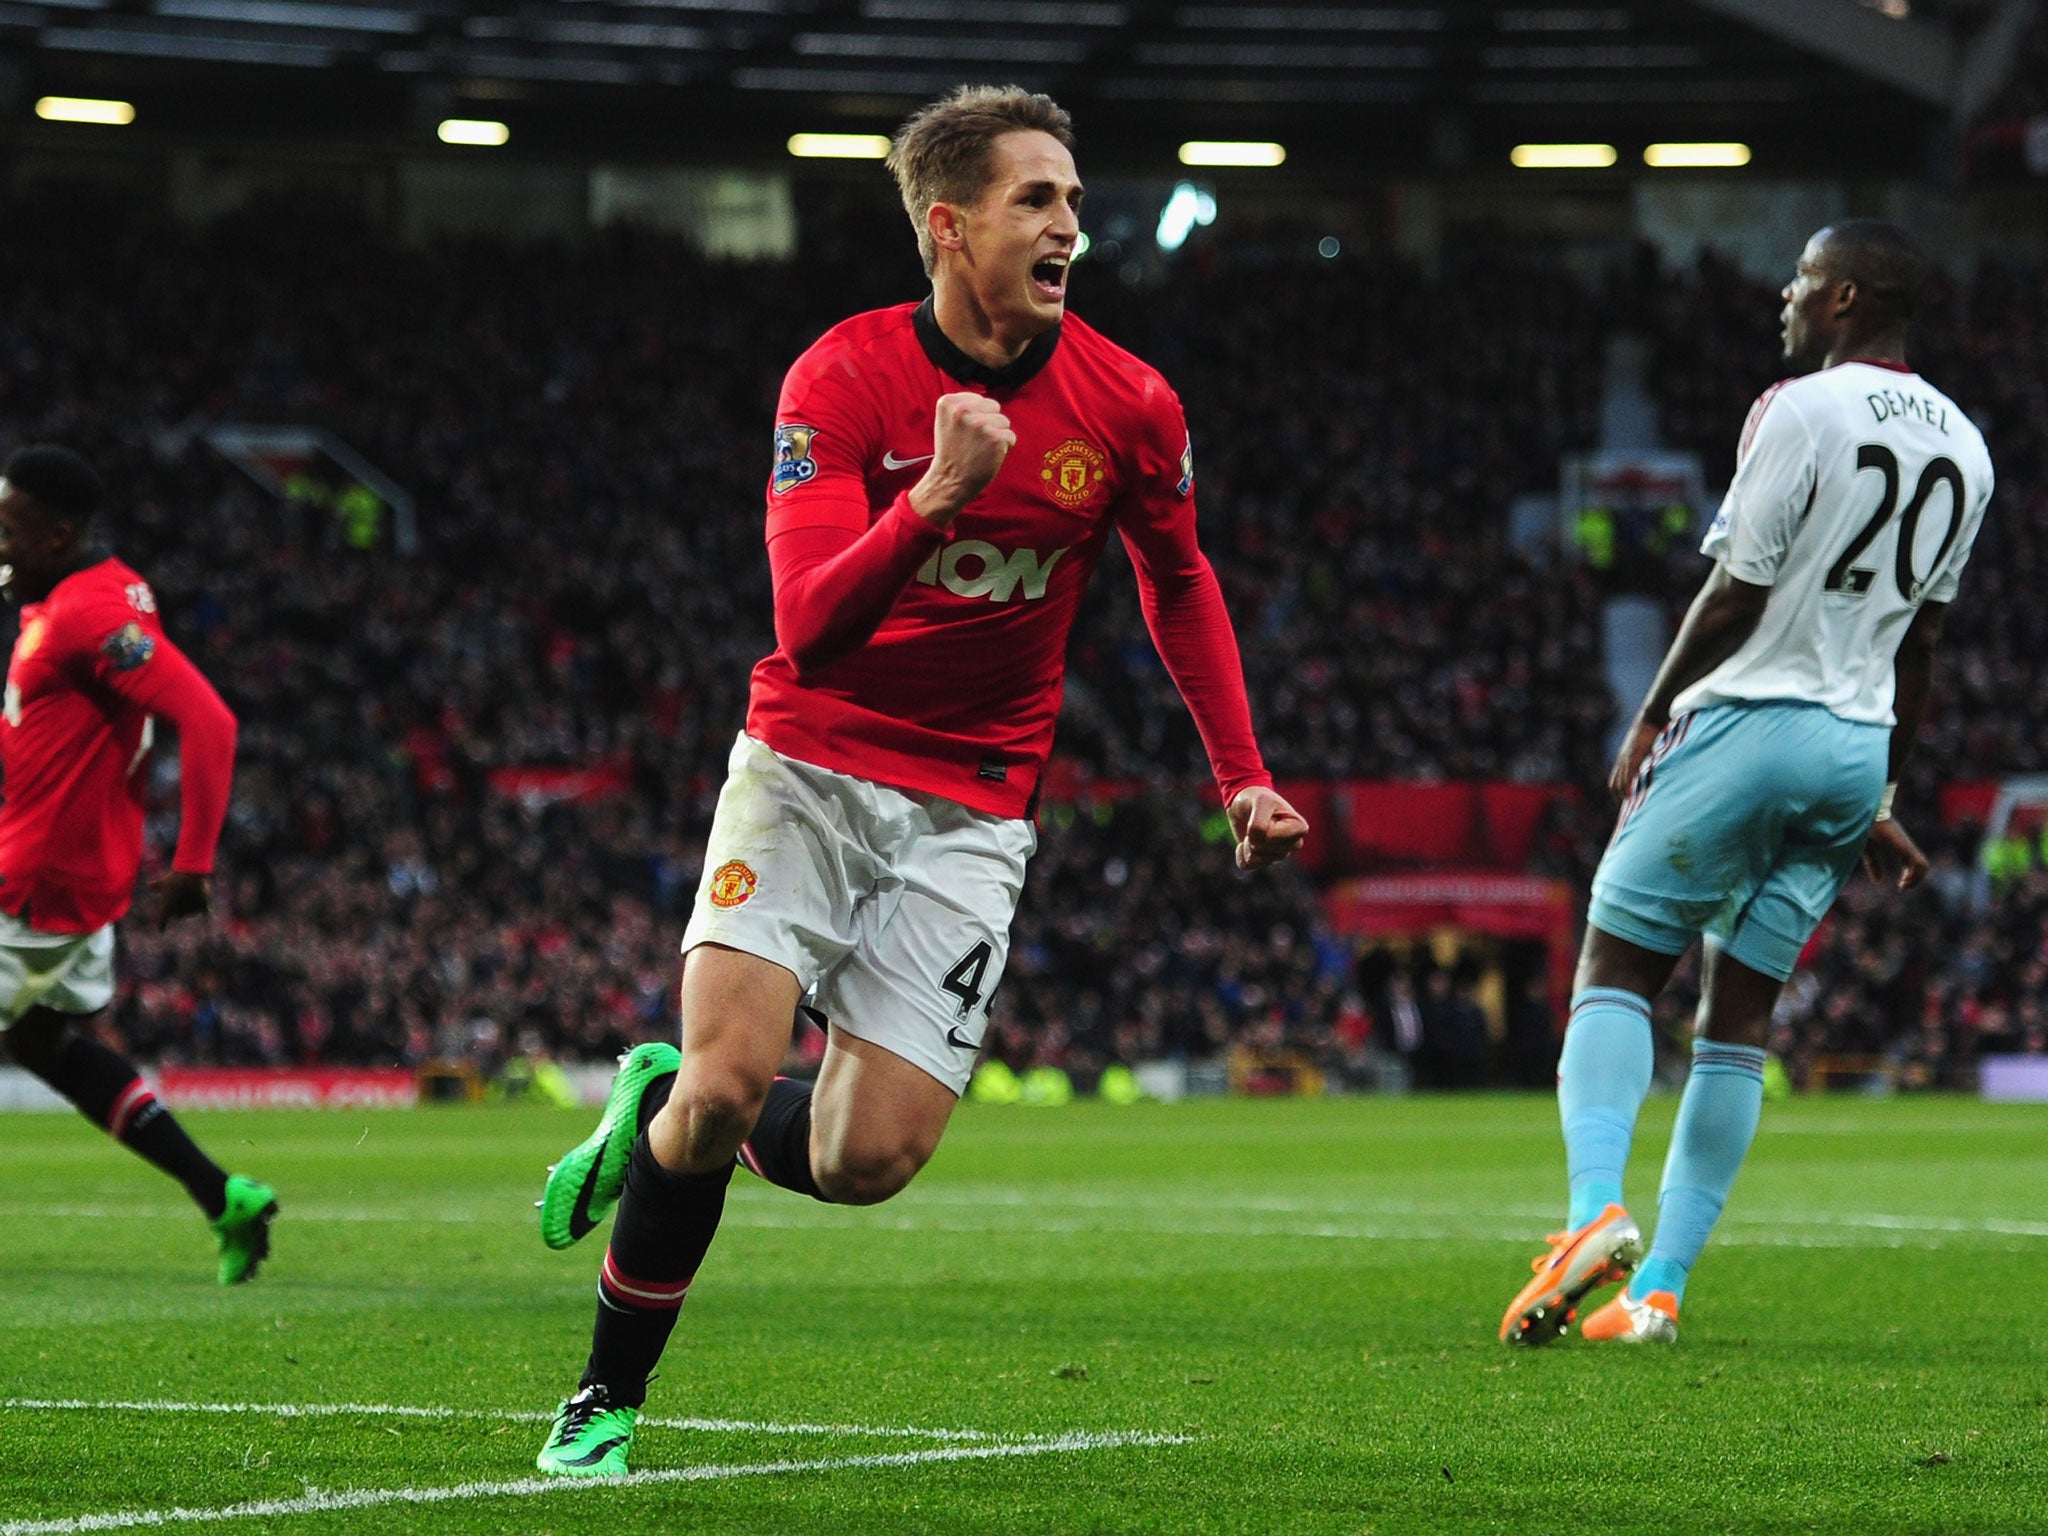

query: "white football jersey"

left=1674, top=360, right=1994, bottom=726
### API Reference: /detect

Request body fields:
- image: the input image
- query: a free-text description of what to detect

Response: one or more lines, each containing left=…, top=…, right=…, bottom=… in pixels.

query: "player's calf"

left=738, top=1075, right=825, bottom=1199
left=801, top=1030, right=956, bottom=1204
left=742, top=1072, right=935, bottom=1205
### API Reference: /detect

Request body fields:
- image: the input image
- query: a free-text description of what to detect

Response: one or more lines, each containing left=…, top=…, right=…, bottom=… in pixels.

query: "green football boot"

left=211, top=1176, right=279, bottom=1285
left=536, top=1385, right=638, bottom=1477
left=538, top=1041, right=680, bottom=1250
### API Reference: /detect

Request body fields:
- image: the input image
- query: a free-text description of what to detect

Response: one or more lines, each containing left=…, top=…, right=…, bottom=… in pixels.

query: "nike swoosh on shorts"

left=882, top=451, right=935, bottom=470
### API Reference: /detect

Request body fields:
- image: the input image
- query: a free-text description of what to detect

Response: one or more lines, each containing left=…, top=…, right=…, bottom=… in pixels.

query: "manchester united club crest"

left=708, top=860, right=759, bottom=909
left=13, top=616, right=47, bottom=663
left=1040, top=438, right=1107, bottom=511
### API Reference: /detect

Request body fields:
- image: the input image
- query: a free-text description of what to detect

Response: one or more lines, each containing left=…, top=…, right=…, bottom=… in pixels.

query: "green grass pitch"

left=1, top=1093, right=2044, bottom=1534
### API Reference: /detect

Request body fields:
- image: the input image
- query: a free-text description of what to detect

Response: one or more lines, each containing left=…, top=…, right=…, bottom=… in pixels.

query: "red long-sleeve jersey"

left=0, top=556, right=237, bottom=933
left=747, top=298, right=1270, bottom=818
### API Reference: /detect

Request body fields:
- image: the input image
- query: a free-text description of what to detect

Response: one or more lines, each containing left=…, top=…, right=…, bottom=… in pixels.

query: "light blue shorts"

left=1588, top=702, right=1888, bottom=981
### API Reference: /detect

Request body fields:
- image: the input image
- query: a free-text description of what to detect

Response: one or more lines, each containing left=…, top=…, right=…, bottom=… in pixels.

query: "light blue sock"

left=1557, top=987, right=1655, bottom=1229
left=1634, top=1042, right=1766, bottom=1302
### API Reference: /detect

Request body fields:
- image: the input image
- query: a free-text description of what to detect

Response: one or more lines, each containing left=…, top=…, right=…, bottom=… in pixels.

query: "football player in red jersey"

left=534, top=86, right=1306, bottom=1473
left=0, top=445, right=276, bottom=1284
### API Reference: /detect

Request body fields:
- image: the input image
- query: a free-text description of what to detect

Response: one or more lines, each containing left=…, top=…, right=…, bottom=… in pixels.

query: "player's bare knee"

left=1575, top=927, right=1678, bottom=1002
left=1696, top=950, right=1783, bottom=1049
left=657, top=1068, right=769, bottom=1167
left=1694, top=988, right=1772, bottom=1048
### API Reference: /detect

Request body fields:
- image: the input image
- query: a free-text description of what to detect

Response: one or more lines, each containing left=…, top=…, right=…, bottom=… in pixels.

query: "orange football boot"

left=1498, top=1203, right=1643, bottom=1346
left=1580, top=1287, right=1680, bottom=1343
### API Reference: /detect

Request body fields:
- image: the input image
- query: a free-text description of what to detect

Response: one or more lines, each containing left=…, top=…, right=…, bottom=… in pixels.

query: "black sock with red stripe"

left=580, top=1132, right=734, bottom=1408
left=34, top=1031, right=229, bottom=1219
left=739, top=1077, right=824, bottom=1201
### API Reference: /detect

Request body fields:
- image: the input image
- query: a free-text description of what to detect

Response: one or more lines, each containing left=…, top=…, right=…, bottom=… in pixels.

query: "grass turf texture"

left=1, top=1095, right=2044, bottom=1535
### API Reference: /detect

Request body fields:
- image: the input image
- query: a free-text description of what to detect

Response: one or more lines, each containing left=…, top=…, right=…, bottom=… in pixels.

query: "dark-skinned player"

left=0, top=445, right=272, bottom=1284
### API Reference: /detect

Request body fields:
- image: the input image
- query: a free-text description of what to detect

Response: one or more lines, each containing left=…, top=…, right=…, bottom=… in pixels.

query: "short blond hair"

left=887, top=85, right=1076, bottom=276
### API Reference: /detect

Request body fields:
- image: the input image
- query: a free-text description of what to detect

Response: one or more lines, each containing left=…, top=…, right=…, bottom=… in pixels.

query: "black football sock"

left=739, top=1076, right=824, bottom=1201
left=635, top=1072, right=677, bottom=1137
left=580, top=1133, right=734, bottom=1409
left=36, top=1031, right=229, bottom=1219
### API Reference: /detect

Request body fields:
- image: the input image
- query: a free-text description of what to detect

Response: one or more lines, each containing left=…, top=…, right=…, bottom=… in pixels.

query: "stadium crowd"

left=0, top=190, right=2040, bottom=1087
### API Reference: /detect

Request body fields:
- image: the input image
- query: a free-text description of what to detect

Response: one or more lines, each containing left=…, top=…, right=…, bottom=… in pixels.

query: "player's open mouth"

left=1030, top=255, right=1068, bottom=302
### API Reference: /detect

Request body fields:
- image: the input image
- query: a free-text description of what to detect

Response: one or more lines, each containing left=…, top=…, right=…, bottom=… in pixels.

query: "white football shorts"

left=0, top=910, right=115, bottom=1024
left=681, top=732, right=1035, bottom=1094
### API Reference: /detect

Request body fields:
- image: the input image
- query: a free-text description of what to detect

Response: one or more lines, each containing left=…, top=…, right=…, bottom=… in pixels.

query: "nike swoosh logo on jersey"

left=944, top=1023, right=980, bottom=1052
left=882, top=451, right=935, bottom=470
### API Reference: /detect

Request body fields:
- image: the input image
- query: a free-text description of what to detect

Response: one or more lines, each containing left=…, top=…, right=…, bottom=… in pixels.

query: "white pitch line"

left=718, top=1208, right=2048, bottom=1249
left=0, top=1431, right=1191, bottom=1536
left=0, top=1400, right=996, bottom=1441
left=6, top=1201, right=2044, bottom=1247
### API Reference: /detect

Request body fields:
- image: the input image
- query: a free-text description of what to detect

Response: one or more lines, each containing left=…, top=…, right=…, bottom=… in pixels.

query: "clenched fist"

left=910, top=392, right=1015, bottom=527
left=1228, top=786, right=1310, bottom=871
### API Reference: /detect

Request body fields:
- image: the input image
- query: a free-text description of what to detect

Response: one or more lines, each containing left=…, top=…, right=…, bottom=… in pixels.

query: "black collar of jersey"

left=913, top=296, right=1060, bottom=391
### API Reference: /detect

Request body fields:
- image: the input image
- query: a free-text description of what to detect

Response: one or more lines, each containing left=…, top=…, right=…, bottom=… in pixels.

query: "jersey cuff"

left=1219, top=773, right=1273, bottom=807
left=883, top=490, right=952, bottom=544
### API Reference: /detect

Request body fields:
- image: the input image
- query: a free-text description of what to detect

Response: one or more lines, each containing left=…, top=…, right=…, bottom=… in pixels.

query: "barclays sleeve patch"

left=1176, top=433, right=1195, bottom=499
left=99, top=621, right=156, bottom=671
left=772, top=422, right=820, bottom=495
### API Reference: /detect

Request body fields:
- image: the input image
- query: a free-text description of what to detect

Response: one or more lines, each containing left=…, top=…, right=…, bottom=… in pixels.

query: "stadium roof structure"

left=0, top=0, right=2035, bottom=174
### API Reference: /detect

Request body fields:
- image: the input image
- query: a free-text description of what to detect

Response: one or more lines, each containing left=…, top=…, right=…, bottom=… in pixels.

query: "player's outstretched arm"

left=1862, top=601, right=1947, bottom=892
left=1609, top=564, right=1771, bottom=802
left=1115, top=397, right=1290, bottom=851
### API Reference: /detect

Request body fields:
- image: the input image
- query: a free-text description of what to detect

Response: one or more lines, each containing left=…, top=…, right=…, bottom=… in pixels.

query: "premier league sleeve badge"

left=771, top=423, right=821, bottom=495
left=98, top=622, right=157, bottom=672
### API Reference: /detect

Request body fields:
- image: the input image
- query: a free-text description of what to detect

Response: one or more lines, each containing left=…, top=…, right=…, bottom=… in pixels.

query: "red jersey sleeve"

left=1113, top=380, right=1271, bottom=807
left=73, top=598, right=237, bottom=874
left=766, top=338, right=948, bottom=677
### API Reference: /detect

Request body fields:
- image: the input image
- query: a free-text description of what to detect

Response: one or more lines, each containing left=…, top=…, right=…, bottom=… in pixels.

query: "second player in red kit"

left=0, top=445, right=275, bottom=1285
left=533, top=85, right=1306, bottom=1474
